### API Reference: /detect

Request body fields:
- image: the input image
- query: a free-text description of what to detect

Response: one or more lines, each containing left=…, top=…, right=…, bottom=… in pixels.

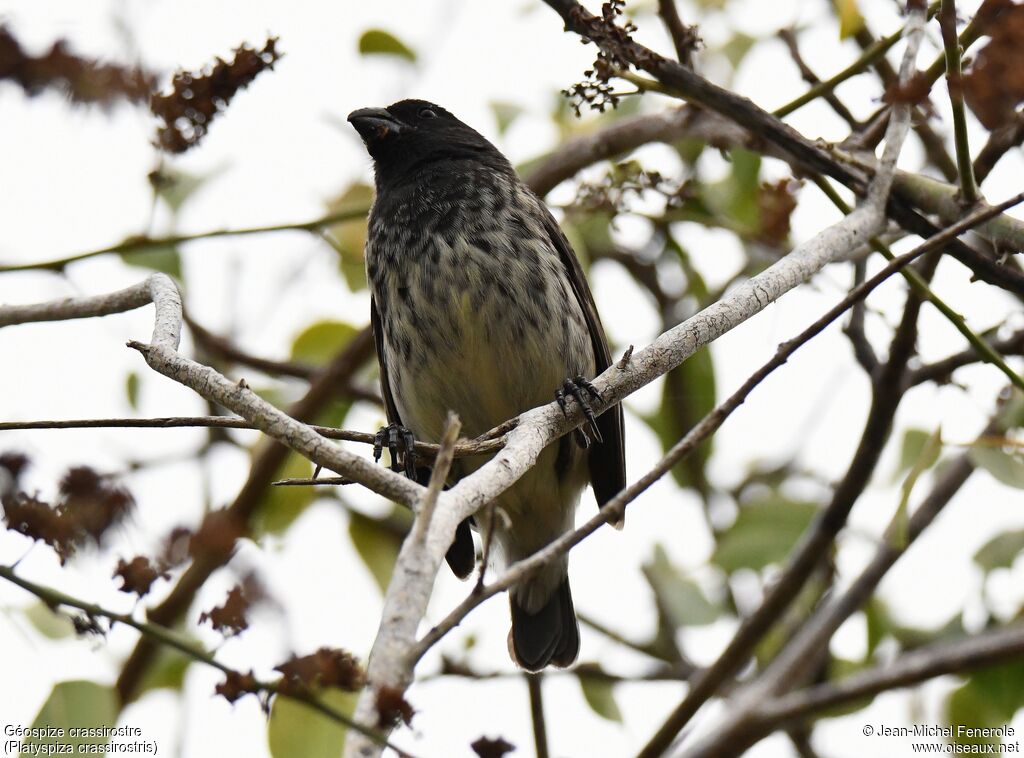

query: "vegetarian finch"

left=349, top=99, right=625, bottom=670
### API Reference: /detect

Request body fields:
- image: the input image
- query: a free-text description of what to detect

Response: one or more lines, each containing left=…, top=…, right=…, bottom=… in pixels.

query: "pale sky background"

left=1, top=1, right=1023, bottom=756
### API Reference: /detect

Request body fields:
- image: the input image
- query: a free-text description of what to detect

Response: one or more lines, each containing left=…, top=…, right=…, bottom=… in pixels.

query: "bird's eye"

left=419, top=107, right=437, bottom=120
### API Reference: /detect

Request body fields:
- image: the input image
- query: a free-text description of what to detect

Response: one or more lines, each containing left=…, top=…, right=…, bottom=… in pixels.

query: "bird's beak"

left=347, top=107, right=409, bottom=142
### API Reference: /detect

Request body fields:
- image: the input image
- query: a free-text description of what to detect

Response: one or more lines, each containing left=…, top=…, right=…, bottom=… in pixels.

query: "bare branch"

left=638, top=8, right=928, bottom=752
left=940, top=0, right=979, bottom=203
left=0, top=415, right=504, bottom=458
left=905, top=328, right=1024, bottom=388
left=0, top=206, right=368, bottom=274
left=0, top=564, right=404, bottom=754
left=758, top=622, right=1024, bottom=732
left=777, top=28, right=860, bottom=127
left=527, top=674, right=550, bottom=758
left=681, top=415, right=997, bottom=756
left=655, top=0, right=698, bottom=67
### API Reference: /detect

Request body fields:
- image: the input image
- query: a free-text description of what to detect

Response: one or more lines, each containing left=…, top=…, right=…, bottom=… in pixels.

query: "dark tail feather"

left=509, top=579, right=579, bottom=671
left=445, top=517, right=475, bottom=579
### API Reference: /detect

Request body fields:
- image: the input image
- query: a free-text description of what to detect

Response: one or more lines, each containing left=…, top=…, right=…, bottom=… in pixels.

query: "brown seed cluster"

left=151, top=38, right=281, bottom=153
left=964, top=3, right=1024, bottom=129
left=274, top=647, right=365, bottom=697
left=0, top=25, right=154, bottom=107
left=1, top=459, right=134, bottom=564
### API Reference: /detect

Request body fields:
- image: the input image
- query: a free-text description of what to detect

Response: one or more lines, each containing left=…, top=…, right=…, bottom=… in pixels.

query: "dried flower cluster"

left=964, top=3, right=1024, bottom=129
left=150, top=38, right=281, bottom=153
left=562, top=1, right=637, bottom=115
left=0, top=25, right=154, bottom=107
left=274, top=647, right=365, bottom=697
left=1, top=457, right=134, bottom=564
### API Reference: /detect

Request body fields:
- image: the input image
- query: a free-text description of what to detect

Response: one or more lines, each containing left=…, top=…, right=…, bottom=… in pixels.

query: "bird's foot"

left=554, top=376, right=603, bottom=444
left=373, top=423, right=418, bottom=479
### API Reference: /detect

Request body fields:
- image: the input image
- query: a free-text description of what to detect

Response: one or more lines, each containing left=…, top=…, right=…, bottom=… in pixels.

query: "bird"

left=348, top=99, right=625, bottom=671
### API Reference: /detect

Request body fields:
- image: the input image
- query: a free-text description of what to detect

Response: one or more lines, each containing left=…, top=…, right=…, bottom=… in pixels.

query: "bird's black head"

left=348, top=99, right=513, bottom=188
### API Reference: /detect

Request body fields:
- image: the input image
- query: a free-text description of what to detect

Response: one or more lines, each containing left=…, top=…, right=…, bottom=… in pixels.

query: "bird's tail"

left=509, top=576, right=579, bottom=672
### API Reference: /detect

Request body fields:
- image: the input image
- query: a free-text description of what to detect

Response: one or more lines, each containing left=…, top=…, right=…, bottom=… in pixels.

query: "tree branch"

left=0, top=564, right=405, bottom=754
left=681, top=414, right=998, bottom=757
left=527, top=674, right=550, bottom=758
left=0, top=415, right=504, bottom=457
left=939, top=0, right=978, bottom=203
left=655, top=0, right=698, bottom=67
left=756, top=622, right=1024, bottom=733
left=0, top=207, right=368, bottom=274
left=637, top=9, right=927, bottom=752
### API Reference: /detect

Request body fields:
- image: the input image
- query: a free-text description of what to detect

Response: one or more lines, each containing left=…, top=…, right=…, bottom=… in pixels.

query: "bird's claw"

left=554, top=376, right=604, bottom=444
left=373, top=423, right=418, bottom=479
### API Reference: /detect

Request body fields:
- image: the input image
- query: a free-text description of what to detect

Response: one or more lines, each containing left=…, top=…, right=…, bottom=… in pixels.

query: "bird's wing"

left=370, top=296, right=403, bottom=427
left=537, top=204, right=627, bottom=509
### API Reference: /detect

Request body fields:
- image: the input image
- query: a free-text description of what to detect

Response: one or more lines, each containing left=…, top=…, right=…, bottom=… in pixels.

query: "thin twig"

left=0, top=564, right=407, bottom=754
left=756, top=622, right=1024, bottom=732
left=776, top=29, right=862, bottom=126
left=682, top=424, right=992, bottom=756
left=636, top=11, right=927, bottom=753
left=905, top=328, right=1024, bottom=388
left=814, top=176, right=1024, bottom=393
left=939, top=0, right=978, bottom=203
left=973, top=111, right=1024, bottom=184
left=0, top=415, right=505, bottom=458
left=0, top=206, right=369, bottom=274
left=656, top=0, right=698, bottom=67
left=413, top=413, right=461, bottom=539
left=185, top=314, right=319, bottom=380
left=527, top=674, right=550, bottom=758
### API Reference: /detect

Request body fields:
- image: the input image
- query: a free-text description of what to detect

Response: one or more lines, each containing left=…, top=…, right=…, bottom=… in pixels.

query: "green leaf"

left=673, top=137, right=707, bottom=166
left=23, top=602, right=74, bottom=639
left=268, top=689, right=357, bottom=758
left=357, top=29, right=416, bottom=62
left=836, top=0, right=865, bottom=39
left=642, top=545, right=720, bottom=628
left=815, top=657, right=876, bottom=717
left=998, top=389, right=1024, bottom=431
left=890, top=613, right=965, bottom=651
left=864, top=598, right=888, bottom=659
left=863, top=599, right=968, bottom=657
left=125, top=372, right=140, bottom=410
left=490, top=101, right=524, bottom=135
left=149, top=164, right=223, bottom=213
left=974, top=529, right=1024, bottom=573
left=712, top=495, right=818, bottom=573
left=894, top=429, right=933, bottom=480
left=120, top=245, right=182, bottom=279
left=890, top=426, right=942, bottom=548
left=970, top=446, right=1024, bottom=489
left=136, top=643, right=193, bottom=696
left=579, top=678, right=622, bottom=722
left=560, top=211, right=613, bottom=268
left=946, top=659, right=1024, bottom=747
left=718, top=32, right=757, bottom=70
left=324, top=183, right=373, bottom=292
left=252, top=452, right=316, bottom=537
left=642, top=347, right=716, bottom=494
left=22, top=681, right=118, bottom=756
left=348, top=510, right=404, bottom=594
left=291, top=321, right=359, bottom=366
left=698, top=148, right=762, bottom=237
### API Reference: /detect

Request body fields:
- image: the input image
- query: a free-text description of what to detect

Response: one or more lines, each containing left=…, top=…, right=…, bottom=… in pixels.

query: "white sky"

left=1, top=1, right=1023, bottom=756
